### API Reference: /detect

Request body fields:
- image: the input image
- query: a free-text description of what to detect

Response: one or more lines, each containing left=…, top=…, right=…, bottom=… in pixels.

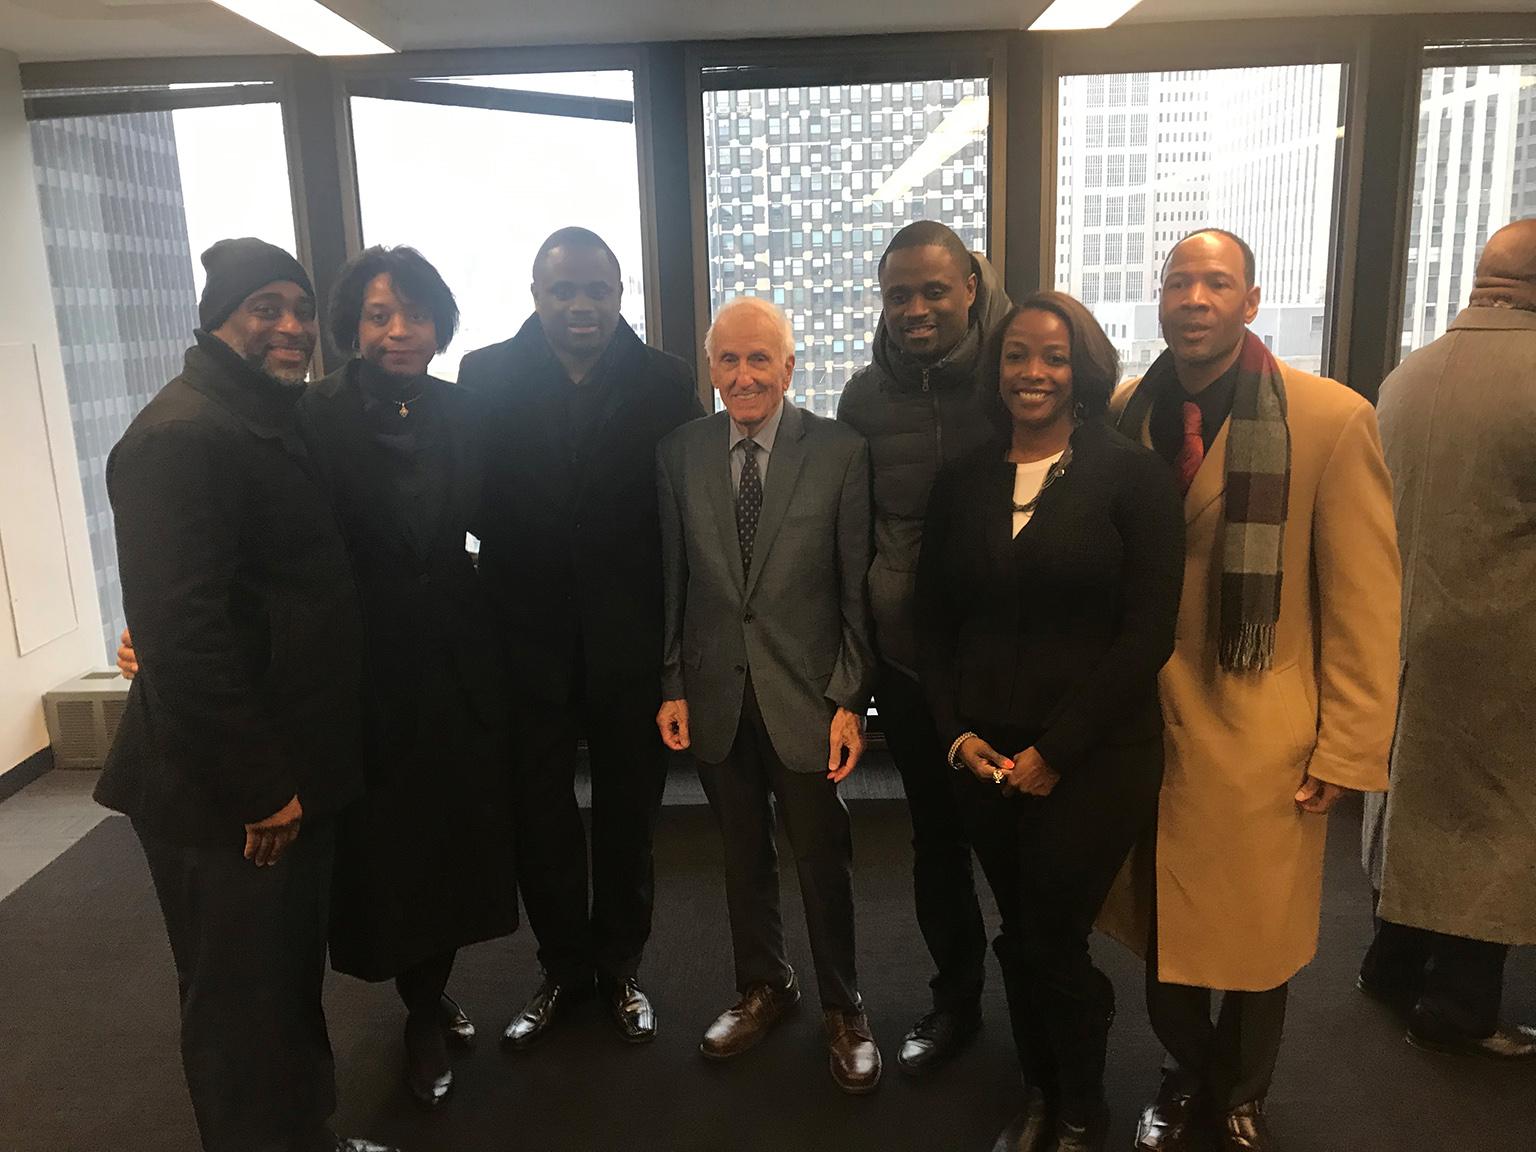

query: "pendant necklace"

left=395, top=390, right=425, bottom=418
left=1009, top=443, right=1073, bottom=516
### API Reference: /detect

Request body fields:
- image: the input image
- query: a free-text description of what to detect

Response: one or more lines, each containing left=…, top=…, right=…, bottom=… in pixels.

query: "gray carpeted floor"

left=0, top=768, right=1531, bottom=1152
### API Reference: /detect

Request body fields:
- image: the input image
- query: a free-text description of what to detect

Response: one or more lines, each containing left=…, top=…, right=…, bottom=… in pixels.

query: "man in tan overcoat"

left=1103, top=229, right=1400, bottom=1152
left=1359, top=217, right=1536, bottom=1061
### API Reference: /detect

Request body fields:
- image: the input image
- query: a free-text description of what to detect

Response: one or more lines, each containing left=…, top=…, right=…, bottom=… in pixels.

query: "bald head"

left=1470, top=218, right=1536, bottom=311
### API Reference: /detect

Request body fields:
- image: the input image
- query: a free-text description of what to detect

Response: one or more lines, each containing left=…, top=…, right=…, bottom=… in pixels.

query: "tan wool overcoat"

left=1099, top=359, right=1401, bottom=991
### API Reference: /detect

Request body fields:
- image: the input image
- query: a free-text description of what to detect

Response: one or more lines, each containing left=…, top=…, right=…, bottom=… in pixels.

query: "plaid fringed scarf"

left=1120, top=331, right=1290, bottom=671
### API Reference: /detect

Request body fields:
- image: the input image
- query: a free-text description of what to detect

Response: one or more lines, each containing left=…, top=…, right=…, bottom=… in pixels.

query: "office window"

left=1398, top=60, right=1536, bottom=357
left=1057, top=65, right=1345, bottom=381
left=30, top=97, right=296, bottom=658
left=1084, top=234, right=1101, bottom=265
left=352, top=71, right=647, bottom=382
left=702, top=76, right=990, bottom=415
left=1084, top=194, right=1103, bottom=227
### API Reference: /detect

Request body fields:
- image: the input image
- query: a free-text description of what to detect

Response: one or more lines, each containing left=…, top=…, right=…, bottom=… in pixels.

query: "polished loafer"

left=501, top=977, right=592, bottom=1050
left=605, top=976, right=657, bottom=1043
left=700, top=971, right=800, bottom=1059
left=825, top=1008, right=882, bottom=1094
left=989, top=1084, right=1052, bottom=1152
left=1219, top=1100, right=1275, bottom=1152
left=1407, top=1017, right=1536, bottom=1060
left=896, top=1006, right=981, bottom=1075
left=440, top=992, right=476, bottom=1047
left=1135, top=1081, right=1203, bottom=1150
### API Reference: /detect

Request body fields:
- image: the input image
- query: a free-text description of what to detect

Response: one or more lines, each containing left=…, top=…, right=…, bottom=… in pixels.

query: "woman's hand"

left=957, top=735, right=1014, bottom=784
left=1003, top=746, right=1060, bottom=797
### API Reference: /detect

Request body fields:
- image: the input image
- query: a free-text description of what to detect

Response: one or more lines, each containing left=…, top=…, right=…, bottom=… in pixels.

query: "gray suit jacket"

left=657, top=402, right=875, bottom=771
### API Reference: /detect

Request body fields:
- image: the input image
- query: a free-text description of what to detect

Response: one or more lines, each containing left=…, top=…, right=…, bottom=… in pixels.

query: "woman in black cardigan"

left=308, top=247, right=519, bottom=1108
left=916, top=292, right=1184, bottom=1152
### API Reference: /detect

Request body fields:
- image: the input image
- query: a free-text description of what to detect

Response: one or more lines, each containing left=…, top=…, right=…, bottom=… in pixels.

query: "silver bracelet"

left=947, top=731, right=979, bottom=770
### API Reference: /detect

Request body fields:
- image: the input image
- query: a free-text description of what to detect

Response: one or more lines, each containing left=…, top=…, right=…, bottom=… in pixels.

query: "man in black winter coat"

left=97, top=238, right=391, bottom=1152
left=836, top=220, right=1012, bottom=1074
left=458, top=227, right=704, bottom=1047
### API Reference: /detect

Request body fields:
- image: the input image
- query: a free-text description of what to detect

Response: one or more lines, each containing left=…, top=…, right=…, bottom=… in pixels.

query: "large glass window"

left=29, top=97, right=296, bottom=658
left=1055, top=66, right=1345, bottom=381
left=702, top=78, right=990, bottom=415
left=350, top=70, right=647, bottom=382
left=1398, top=60, right=1536, bottom=359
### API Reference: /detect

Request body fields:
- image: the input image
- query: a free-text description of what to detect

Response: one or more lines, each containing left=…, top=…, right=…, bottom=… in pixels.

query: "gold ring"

left=992, top=768, right=1005, bottom=784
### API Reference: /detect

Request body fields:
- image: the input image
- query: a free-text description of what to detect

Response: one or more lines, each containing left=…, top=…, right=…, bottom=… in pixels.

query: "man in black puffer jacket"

left=837, top=220, right=1011, bottom=1074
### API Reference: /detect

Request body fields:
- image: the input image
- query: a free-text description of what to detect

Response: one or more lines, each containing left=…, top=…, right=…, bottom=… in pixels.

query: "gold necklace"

left=394, top=390, right=425, bottom=418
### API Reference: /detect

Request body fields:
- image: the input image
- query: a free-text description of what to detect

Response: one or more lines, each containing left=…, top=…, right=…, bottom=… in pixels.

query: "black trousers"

left=876, top=664, right=988, bottom=1014
left=960, top=726, right=1163, bottom=1118
left=696, top=677, right=861, bottom=1012
left=1145, top=900, right=1289, bottom=1111
left=511, top=673, right=668, bottom=987
left=1361, top=904, right=1508, bottom=1037
left=135, top=818, right=337, bottom=1152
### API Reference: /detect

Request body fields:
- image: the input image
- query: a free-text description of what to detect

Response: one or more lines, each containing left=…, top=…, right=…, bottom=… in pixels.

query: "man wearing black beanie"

left=96, top=238, right=394, bottom=1152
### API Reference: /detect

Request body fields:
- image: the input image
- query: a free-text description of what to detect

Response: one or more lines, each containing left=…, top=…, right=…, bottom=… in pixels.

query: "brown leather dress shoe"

left=699, top=971, right=800, bottom=1059
left=1218, top=1099, right=1275, bottom=1152
left=825, top=1008, right=882, bottom=1094
left=1135, top=1080, right=1202, bottom=1150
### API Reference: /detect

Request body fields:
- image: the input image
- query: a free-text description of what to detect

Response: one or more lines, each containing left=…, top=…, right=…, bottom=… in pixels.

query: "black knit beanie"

left=197, top=238, right=314, bottom=332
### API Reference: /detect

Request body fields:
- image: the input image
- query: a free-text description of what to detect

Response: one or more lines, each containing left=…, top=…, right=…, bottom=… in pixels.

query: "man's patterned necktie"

left=737, top=438, right=762, bottom=576
left=1174, top=400, right=1204, bottom=496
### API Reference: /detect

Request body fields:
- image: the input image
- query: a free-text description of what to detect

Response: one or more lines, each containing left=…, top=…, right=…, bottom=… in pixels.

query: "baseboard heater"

left=42, top=670, right=129, bottom=769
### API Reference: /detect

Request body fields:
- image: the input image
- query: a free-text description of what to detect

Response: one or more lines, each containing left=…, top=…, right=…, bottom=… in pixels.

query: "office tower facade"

left=29, top=112, right=198, bottom=659
left=1400, top=64, right=1536, bottom=356
left=702, top=79, right=990, bottom=415
left=1057, top=66, right=1342, bottom=379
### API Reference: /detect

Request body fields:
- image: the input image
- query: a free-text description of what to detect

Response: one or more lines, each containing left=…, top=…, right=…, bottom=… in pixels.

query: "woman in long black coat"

left=307, top=246, right=518, bottom=1108
left=916, top=292, right=1184, bottom=1152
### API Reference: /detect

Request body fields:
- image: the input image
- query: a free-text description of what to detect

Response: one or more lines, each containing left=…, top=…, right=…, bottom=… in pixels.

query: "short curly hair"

left=982, top=292, right=1120, bottom=421
left=328, top=245, right=459, bottom=354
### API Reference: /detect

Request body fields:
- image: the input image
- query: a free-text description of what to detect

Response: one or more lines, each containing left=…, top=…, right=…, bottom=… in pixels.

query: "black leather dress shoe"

left=1218, top=1100, right=1274, bottom=1152
left=1054, top=1100, right=1109, bottom=1152
left=501, top=976, right=592, bottom=1049
left=335, top=1138, right=398, bottom=1152
left=989, top=1084, right=1052, bottom=1152
left=605, top=976, right=657, bottom=1043
left=1135, top=1080, right=1202, bottom=1150
left=404, top=1015, right=453, bottom=1108
left=896, top=1006, right=980, bottom=1074
left=1407, top=1013, right=1536, bottom=1060
left=439, top=993, right=475, bottom=1047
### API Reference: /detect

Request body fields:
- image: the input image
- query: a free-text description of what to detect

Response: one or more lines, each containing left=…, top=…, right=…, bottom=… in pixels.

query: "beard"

left=243, top=342, right=312, bottom=384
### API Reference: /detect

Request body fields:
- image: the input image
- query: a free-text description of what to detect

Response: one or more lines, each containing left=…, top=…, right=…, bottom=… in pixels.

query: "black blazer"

left=916, top=418, right=1185, bottom=772
left=459, top=316, right=703, bottom=700
left=96, top=335, right=365, bottom=847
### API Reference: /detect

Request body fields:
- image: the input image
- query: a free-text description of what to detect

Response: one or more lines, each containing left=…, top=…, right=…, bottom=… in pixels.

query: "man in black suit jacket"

left=458, top=227, right=704, bottom=1047
left=96, top=239, right=389, bottom=1152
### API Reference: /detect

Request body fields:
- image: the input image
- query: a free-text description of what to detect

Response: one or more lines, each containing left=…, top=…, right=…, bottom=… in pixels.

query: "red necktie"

left=1174, top=401, right=1204, bottom=495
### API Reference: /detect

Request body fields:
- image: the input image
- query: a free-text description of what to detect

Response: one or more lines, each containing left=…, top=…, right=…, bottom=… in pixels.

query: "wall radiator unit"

left=42, top=670, right=129, bottom=769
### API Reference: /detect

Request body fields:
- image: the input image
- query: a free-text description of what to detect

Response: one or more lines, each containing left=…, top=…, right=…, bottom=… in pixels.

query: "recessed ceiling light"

left=1029, top=0, right=1145, bottom=32
left=209, top=0, right=394, bottom=56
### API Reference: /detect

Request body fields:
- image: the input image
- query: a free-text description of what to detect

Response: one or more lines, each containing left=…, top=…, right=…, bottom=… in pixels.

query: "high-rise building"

left=1057, top=66, right=1341, bottom=379
left=29, top=112, right=198, bottom=659
left=1400, top=64, right=1536, bottom=356
left=702, top=80, right=990, bottom=415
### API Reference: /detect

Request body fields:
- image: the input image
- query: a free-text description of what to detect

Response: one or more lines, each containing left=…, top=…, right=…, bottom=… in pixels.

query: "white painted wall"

left=0, top=51, right=105, bottom=778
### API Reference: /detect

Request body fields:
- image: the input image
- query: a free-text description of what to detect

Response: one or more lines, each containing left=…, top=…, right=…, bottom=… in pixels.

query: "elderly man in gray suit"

left=656, top=295, right=881, bottom=1093
left=1360, top=217, right=1536, bottom=1060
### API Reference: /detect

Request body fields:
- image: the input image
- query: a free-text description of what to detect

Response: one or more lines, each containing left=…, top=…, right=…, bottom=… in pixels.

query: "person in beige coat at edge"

left=1099, top=229, right=1401, bottom=1152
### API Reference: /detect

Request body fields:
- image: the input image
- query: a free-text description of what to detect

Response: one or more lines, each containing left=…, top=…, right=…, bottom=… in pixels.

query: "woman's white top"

left=1011, top=451, right=1066, bottom=538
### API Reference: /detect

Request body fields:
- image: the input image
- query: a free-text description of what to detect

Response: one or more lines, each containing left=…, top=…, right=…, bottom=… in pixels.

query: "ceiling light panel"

left=208, top=0, right=394, bottom=56
left=1029, top=0, right=1144, bottom=32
